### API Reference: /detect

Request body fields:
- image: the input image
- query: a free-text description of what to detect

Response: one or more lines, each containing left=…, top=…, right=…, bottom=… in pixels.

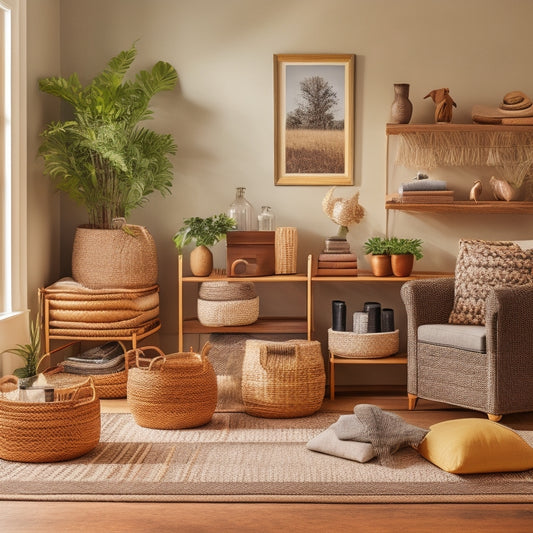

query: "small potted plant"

left=5, top=312, right=46, bottom=385
left=173, top=214, right=236, bottom=276
left=387, top=237, right=423, bottom=277
left=363, top=237, right=392, bottom=277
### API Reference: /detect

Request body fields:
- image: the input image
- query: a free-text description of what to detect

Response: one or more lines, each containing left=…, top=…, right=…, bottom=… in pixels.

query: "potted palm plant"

left=173, top=214, right=236, bottom=276
left=363, top=237, right=392, bottom=277
left=387, top=237, right=423, bottom=276
left=38, top=44, right=178, bottom=288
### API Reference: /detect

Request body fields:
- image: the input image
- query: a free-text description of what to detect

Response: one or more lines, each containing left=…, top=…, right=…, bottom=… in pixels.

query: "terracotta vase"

left=391, top=254, right=415, bottom=277
left=370, top=255, right=393, bottom=277
left=390, top=83, right=413, bottom=124
left=190, top=245, right=213, bottom=276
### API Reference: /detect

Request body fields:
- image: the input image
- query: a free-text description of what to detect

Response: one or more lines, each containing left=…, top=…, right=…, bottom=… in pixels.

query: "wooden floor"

left=3, top=394, right=533, bottom=533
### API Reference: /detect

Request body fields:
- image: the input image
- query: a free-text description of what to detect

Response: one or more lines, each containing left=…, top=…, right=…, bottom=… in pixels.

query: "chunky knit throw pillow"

left=448, top=239, right=533, bottom=326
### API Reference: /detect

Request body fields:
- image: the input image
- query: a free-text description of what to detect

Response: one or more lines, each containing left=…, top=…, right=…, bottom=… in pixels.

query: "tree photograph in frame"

left=274, top=54, right=355, bottom=185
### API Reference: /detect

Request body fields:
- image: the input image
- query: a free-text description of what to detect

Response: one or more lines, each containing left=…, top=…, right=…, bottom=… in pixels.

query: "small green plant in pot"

left=387, top=237, right=423, bottom=277
left=6, top=312, right=46, bottom=385
left=363, top=237, right=392, bottom=277
left=173, top=214, right=236, bottom=276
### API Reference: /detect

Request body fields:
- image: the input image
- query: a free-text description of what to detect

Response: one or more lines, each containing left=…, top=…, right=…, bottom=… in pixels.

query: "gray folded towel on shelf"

left=399, top=180, right=447, bottom=192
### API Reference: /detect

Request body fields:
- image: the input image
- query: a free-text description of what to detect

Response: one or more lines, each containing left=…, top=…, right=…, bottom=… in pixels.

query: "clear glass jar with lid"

left=228, top=187, right=256, bottom=230
left=257, top=206, right=275, bottom=231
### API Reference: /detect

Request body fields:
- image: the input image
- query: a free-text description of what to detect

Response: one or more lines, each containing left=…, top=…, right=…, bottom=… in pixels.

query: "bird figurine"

left=322, top=186, right=365, bottom=238
left=469, top=180, right=482, bottom=202
left=424, top=88, right=457, bottom=123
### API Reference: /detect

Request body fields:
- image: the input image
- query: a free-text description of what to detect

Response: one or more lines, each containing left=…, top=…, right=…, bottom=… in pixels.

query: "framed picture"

left=274, top=54, right=355, bottom=186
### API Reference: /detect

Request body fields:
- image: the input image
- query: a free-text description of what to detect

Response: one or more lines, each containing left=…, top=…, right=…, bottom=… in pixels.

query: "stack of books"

left=323, top=237, right=351, bottom=254
left=397, top=179, right=454, bottom=204
left=316, top=252, right=358, bottom=276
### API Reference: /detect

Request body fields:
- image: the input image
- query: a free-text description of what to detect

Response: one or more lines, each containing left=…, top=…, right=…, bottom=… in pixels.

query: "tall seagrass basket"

left=127, top=344, right=218, bottom=429
left=242, top=339, right=325, bottom=418
left=0, top=376, right=101, bottom=463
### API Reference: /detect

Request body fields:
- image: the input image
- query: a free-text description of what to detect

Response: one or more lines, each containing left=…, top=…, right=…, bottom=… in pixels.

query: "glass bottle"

left=228, top=187, right=256, bottom=230
left=257, top=206, right=275, bottom=231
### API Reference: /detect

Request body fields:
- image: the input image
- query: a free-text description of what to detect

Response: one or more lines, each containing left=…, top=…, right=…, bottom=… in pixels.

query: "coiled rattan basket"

left=127, top=344, right=218, bottom=429
left=328, top=328, right=399, bottom=358
left=242, top=339, right=325, bottom=418
left=0, top=376, right=101, bottom=463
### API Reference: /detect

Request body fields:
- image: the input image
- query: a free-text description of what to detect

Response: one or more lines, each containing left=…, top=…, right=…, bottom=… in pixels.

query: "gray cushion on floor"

left=418, top=324, right=486, bottom=353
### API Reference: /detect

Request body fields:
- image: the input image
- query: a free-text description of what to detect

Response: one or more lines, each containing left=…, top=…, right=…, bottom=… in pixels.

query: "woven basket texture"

left=0, top=377, right=100, bottom=462
left=127, top=345, right=218, bottom=429
left=197, top=296, right=259, bottom=327
left=72, top=225, right=158, bottom=289
left=275, top=227, right=298, bottom=274
left=328, top=328, right=400, bottom=358
left=242, top=339, right=325, bottom=418
left=198, top=281, right=257, bottom=301
left=47, top=318, right=160, bottom=339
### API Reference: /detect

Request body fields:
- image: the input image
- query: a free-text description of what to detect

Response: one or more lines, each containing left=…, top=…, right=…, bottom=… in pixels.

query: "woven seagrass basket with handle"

left=242, top=339, right=325, bottom=418
left=0, top=376, right=101, bottom=463
left=127, top=343, right=218, bottom=429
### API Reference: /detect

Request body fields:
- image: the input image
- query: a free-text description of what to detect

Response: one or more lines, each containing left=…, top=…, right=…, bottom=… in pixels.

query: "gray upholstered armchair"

left=401, top=278, right=533, bottom=421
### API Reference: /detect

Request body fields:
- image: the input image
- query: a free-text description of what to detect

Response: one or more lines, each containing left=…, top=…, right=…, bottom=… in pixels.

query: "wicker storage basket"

left=127, top=344, right=217, bottom=429
left=328, top=328, right=399, bottom=359
left=242, top=339, right=325, bottom=418
left=72, top=224, right=158, bottom=289
left=0, top=376, right=100, bottom=463
left=275, top=227, right=298, bottom=274
left=197, top=296, right=259, bottom=327
left=198, top=281, right=256, bottom=301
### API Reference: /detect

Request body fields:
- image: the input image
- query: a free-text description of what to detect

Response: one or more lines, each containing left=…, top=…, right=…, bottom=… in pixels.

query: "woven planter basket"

left=197, top=296, right=259, bottom=327
left=242, top=339, right=325, bottom=418
left=127, top=344, right=217, bottom=429
left=275, top=227, right=298, bottom=274
left=328, top=328, right=400, bottom=359
left=0, top=377, right=100, bottom=463
left=72, top=224, right=158, bottom=289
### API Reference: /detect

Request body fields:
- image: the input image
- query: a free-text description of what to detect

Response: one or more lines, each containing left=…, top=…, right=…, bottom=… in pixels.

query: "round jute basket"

left=198, top=281, right=257, bottom=301
left=0, top=377, right=100, bottom=463
left=127, top=344, right=218, bottom=429
left=328, top=328, right=399, bottom=358
left=242, top=339, right=325, bottom=418
left=197, top=296, right=259, bottom=327
left=72, top=224, right=158, bottom=289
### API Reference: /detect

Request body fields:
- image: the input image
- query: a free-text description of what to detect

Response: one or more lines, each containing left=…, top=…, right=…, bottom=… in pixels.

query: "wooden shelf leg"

left=329, top=351, right=335, bottom=400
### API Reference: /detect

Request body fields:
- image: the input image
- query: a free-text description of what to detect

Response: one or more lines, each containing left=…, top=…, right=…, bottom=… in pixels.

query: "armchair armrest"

left=400, top=278, right=455, bottom=328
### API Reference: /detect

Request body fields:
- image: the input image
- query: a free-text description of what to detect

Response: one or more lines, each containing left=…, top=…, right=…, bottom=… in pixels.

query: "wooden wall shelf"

left=386, top=123, right=533, bottom=135
left=386, top=200, right=533, bottom=214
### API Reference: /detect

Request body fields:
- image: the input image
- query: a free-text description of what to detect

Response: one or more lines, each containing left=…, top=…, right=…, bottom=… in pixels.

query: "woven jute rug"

left=1, top=411, right=533, bottom=503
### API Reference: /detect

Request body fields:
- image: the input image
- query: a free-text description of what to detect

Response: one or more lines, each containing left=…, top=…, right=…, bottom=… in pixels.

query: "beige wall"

left=26, top=0, right=533, bottom=388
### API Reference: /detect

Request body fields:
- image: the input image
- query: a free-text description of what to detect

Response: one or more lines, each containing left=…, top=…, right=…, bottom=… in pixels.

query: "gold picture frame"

left=274, top=54, right=355, bottom=186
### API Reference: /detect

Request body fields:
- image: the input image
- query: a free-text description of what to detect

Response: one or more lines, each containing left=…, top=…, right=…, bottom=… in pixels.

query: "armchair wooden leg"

left=487, top=413, right=502, bottom=422
left=408, top=393, right=418, bottom=411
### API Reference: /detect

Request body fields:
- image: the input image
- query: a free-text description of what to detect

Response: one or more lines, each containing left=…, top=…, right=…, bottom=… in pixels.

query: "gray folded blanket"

left=332, top=404, right=429, bottom=463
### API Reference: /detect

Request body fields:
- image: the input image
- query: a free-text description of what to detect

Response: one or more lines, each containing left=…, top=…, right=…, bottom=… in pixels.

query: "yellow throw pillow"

left=418, top=418, right=533, bottom=474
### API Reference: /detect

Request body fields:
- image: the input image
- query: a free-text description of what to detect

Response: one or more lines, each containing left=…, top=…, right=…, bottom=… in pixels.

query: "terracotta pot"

left=370, top=254, right=393, bottom=277
left=391, top=254, right=415, bottom=277
left=190, top=245, right=213, bottom=276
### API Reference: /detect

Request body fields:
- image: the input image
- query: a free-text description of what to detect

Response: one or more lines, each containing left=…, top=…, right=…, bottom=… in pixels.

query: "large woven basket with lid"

left=127, top=344, right=217, bottom=429
left=0, top=376, right=101, bottom=463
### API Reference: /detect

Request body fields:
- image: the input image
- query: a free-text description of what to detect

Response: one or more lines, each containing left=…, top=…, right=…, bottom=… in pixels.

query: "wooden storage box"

left=226, top=231, right=275, bottom=277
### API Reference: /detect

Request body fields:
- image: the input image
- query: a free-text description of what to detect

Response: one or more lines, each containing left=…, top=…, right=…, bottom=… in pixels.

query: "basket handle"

left=230, top=259, right=249, bottom=276
left=259, top=343, right=298, bottom=370
left=0, top=375, right=19, bottom=392
left=74, top=377, right=97, bottom=406
left=129, top=346, right=166, bottom=369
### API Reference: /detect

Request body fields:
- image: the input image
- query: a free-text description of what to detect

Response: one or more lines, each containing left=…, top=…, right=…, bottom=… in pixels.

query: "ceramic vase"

left=190, top=245, right=213, bottom=276
left=390, top=83, right=413, bottom=124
